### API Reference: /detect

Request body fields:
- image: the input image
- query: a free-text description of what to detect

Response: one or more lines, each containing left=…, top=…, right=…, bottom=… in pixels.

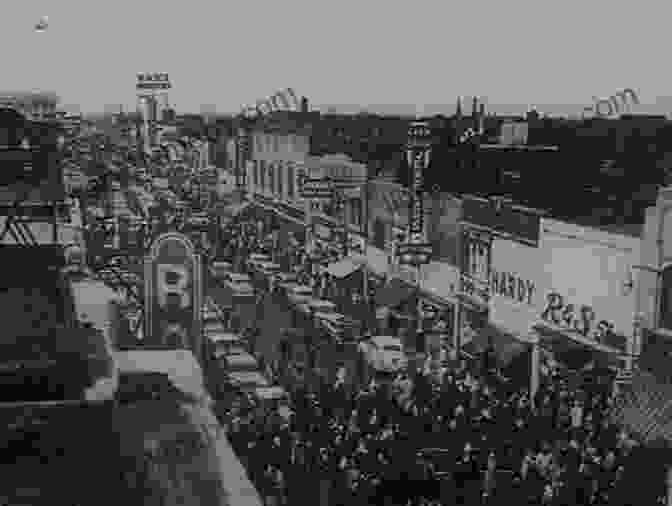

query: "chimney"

left=301, top=97, right=309, bottom=113
left=472, top=96, right=479, bottom=131
left=455, top=96, right=462, bottom=119
left=479, top=103, right=486, bottom=134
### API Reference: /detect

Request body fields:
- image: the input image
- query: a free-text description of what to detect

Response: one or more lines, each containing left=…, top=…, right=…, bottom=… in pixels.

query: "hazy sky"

left=2, top=0, right=669, bottom=115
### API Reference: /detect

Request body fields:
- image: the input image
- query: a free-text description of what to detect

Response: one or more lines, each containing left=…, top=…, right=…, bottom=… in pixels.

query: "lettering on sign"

left=137, top=73, right=170, bottom=83
left=583, top=88, right=639, bottom=118
left=490, top=270, right=535, bottom=305
left=540, top=291, right=616, bottom=341
left=460, top=273, right=490, bottom=304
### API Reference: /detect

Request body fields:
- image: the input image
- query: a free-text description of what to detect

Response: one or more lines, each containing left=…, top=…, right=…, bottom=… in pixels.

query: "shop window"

left=277, top=163, right=284, bottom=197
left=287, top=163, right=295, bottom=199
left=660, top=265, right=672, bottom=330
left=259, top=160, right=266, bottom=189
left=373, top=218, right=386, bottom=249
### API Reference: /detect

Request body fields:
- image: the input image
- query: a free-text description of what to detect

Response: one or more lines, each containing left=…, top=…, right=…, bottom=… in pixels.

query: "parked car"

left=222, top=273, right=255, bottom=296
left=287, top=284, right=315, bottom=306
left=210, top=261, right=233, bottom=279
left=204, top=321, right=227, bottom=337
left=206, top=331, right=244, bottom=359
left=202, top=306, right=222, bottom=325
left=274, top=272, right=299, bottom=291
left=254, top=261, right=282, bottom=277
left=359, top=335, right=407, bottom=373
left=252, top=386, right=293, bottom=420
left=246, top=253, right=271, bottom=270
left=225, top=371, right=270, bottom=392
left=307, top=299, right=345, bottom=326
left=222, top=353, right=259, bottom=374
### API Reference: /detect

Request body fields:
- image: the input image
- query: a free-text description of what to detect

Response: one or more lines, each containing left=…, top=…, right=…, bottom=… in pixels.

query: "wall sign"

left=145, top=232, right=202, bottom=360
left=462, top=196, right=540, bottom=246
left=136, top=73, right=171, bottom=91
left=460, top=228, right=492, bottom=306
left=539, top=291, right=619, bottom=344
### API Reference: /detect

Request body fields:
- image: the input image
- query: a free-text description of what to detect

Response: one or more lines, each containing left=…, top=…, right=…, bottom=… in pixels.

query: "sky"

left=2, top=0, right=670, bottom=116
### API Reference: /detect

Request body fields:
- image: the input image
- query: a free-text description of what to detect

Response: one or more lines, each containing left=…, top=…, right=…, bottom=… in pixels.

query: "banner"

left=144, top=233, right=202, bottom=361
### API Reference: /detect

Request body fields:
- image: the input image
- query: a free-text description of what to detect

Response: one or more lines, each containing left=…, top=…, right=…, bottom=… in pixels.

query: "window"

left=277, top=162, right=284, bottom=197
left=287, top=163, right=295, bottom=199
left=660, top=265, right=672, bottom=330
left=350, top=198, right=362, bottom=228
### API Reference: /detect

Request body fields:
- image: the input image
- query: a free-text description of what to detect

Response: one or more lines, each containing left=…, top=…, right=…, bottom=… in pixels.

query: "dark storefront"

left=374, top=278, right=419, bottom=347
left=418, top=295, right=456, bottom=357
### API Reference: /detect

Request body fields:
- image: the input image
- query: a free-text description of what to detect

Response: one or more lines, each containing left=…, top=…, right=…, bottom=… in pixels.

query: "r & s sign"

left=539, top=291, right=624, bottom=349
left=145, top=232, right=203, bottom=360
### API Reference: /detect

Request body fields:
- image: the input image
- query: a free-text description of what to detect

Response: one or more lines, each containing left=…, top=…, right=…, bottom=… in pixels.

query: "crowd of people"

left=225, top=352, right=668, bottom=506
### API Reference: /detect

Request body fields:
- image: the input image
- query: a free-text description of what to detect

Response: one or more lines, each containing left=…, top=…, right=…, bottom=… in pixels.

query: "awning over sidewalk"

left=325, top=257, right=363, bottom=278
left=532, top=323, right=623, bottom=371
left=375, top=278, right=417, bottom=309
left=461, top=322, right=529, bottom=367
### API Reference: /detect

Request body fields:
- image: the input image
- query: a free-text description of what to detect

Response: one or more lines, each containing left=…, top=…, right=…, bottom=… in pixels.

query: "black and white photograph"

left=0, top=1, right=671, bottom=504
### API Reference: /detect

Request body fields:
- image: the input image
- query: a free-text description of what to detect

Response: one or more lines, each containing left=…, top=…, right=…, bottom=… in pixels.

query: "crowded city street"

left=3, top=73, right=672, bottom=505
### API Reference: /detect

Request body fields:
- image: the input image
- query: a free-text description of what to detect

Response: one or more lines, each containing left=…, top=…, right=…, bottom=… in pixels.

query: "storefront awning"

left=532, top=323, right=623, bottom=371
left=325, top=257, right=363, bottom=278
left=375, top=278, right=417, bottom=309
left=461, top=322, right=530, bottom=368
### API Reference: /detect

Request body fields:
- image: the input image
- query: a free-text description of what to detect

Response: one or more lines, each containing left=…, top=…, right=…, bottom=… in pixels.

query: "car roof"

left=225, top=353, right=258, bottom=364
left=207, top=332, right=241, bottom=343
left=310, top=299, right=336, bottom=308
left=371, top=335, right=403, bottom=345
left=227, top=272, right=251, bottom=279
left=254, top=386, right=289, bottom=400
left=227, top=371, right=269, bottom=384
left=291, top=284, right=313, bottom=292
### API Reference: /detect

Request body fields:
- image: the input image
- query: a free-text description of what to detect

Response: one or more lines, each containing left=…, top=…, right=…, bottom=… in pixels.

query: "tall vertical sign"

left=236, top=127, right=250, bottom=189
left=144, top=232, right=203, bottom=361
left=398, top=121, right=433, bottom=266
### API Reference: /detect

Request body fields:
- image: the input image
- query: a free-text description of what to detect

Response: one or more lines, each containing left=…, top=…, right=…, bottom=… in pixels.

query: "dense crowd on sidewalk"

left=226, top=352, right=667, bottom=506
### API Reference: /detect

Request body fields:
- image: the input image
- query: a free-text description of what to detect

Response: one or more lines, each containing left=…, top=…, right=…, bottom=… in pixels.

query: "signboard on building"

left=536, top=219, right=635, bottom=352
left=136, top=73, right=171, bottom=91
left=144, top=232, right=203, bottom=361
left=406, top=121, right=431, bottom=242
left=488, top=238, right=541, bottom=336
left=462, top=196, right=541, bottom=247
left=460, top=228, right=492, bottom=307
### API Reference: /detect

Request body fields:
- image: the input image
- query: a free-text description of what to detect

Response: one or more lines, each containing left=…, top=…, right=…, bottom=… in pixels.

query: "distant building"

left=0, top=91, right=59, bottom=121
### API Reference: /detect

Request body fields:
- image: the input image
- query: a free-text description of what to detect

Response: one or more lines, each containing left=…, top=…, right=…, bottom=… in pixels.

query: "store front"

left=374, top=278, right=419, bottom=348
left=418, top=294, right=456, bottom=359
left=534, top=218, right=636, bottom=381
left=323, top=257, right=367, bottom=324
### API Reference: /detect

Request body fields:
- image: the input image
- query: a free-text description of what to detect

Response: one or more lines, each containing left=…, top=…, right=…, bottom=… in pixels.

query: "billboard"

left=0, top=108, right=66, bottom=213
left=136, top=73, right=171, bottom=91
left=144, top=233, right=202, bottom=361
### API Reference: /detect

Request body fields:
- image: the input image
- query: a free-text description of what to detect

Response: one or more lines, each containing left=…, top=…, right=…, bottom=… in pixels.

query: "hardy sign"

left=144, top=232, right=202, bottom=360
